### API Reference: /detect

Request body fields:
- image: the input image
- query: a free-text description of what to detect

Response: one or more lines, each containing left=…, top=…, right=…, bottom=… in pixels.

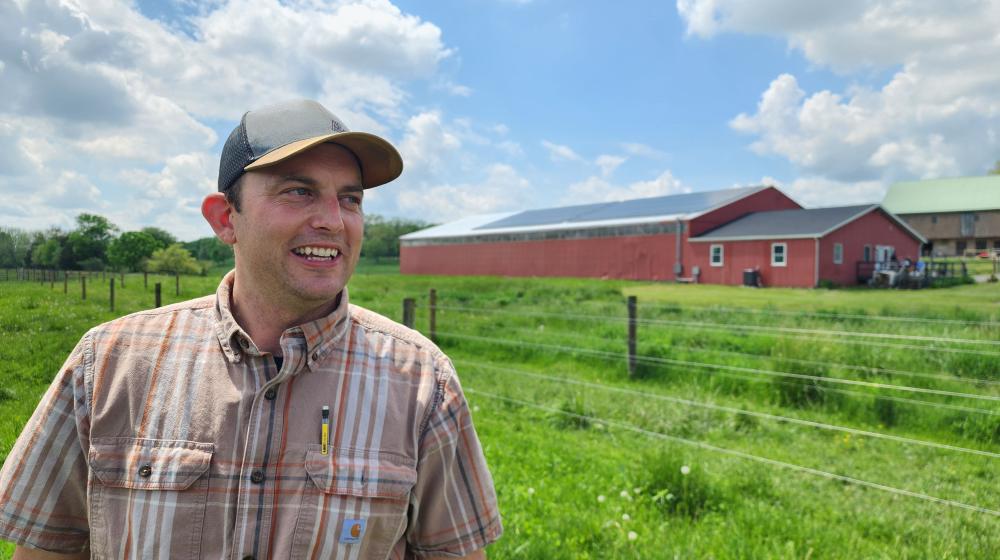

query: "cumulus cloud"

left=595, top=154, right=626, bottom=178
left=0, top=0, right=455, bottom=237
left=621, top=142, right=667, bottom=159
left=399, top=111, right=462, bottom=174
left=541, top=140, right=584, bottom=162
left=395, top=163, right=530, bottom=222
left=681, top=0, right=1000, bottom=195
left=565, top=169, right=690, bottom=204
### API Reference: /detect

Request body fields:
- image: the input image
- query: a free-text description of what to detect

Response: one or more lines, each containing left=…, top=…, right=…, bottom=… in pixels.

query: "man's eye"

left=341, top=195, right=362, bottom=208
left=287, top=187, right=311, bottom=196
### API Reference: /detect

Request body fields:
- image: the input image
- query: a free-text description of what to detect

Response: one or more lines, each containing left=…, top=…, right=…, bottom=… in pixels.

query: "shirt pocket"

left=291, top=445, right=417, bottom=560
left=88, top=437, right=214, bottom=560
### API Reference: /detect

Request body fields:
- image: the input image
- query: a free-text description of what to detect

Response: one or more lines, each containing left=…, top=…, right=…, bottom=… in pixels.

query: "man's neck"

left=229, top=277, right=341, bottom=356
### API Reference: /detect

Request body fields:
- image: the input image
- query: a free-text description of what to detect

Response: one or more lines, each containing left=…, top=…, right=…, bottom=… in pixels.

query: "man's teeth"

left=293, top=247, right=339, bottom=259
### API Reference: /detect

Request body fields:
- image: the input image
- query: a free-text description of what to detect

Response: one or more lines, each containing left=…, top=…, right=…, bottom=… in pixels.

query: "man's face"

left=229, top=143, right=364, bottom=313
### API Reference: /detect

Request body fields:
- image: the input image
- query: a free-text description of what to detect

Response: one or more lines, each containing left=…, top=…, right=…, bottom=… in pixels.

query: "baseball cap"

left=218, top=99, right=403, bottom=192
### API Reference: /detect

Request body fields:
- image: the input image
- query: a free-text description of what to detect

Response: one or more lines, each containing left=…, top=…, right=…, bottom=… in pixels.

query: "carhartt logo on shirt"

left=339, top=519, right=366, bottom=544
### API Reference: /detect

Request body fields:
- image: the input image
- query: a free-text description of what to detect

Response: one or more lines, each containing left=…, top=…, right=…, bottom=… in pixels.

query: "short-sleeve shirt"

left=0, top=272, right=502, bottom=558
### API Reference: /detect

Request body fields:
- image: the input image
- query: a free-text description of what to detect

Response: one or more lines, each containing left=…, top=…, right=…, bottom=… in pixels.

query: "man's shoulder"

left=348, top=304, right=448, bottom=363
left=90, top=294, right=217, bottom=334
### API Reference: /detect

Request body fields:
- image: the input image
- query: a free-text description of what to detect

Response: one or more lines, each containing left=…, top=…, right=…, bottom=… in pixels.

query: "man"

left=0, top=99, right=502, bottom=559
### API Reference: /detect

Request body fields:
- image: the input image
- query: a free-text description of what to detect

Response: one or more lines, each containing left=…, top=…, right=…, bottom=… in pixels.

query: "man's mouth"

left=291, top=246, right=340, bottom=261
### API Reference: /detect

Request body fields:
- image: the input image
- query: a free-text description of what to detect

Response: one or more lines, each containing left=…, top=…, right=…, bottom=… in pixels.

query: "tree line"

left=1, top=213, right=428, bottom=274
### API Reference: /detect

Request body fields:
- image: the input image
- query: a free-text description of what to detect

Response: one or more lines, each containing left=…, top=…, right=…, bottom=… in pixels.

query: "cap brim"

left=243, top=132, right=403, bottom=189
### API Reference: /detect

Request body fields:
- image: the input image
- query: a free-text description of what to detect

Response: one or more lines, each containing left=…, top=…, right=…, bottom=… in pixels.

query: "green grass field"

left=1, top=266, right=998, bottom=558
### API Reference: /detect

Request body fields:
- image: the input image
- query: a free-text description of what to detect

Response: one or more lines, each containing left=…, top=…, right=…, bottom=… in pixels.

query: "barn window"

left=710, top=244, right=724, bottom=267
left=833, top=243, right=843, bottom=264
left=771, top=243, right=787, bottom=267
left=863, top=245, right=872, bottom=262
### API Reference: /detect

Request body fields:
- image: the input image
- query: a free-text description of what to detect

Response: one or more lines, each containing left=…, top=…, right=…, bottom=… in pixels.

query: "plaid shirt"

left=0, top=272, right=501, bottom=559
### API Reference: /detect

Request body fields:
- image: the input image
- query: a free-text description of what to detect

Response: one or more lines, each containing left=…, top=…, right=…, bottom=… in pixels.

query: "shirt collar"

left=214, top=270, right=352, bottom=369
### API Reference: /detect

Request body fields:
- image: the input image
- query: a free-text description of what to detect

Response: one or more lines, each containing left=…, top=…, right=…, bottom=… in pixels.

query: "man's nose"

left=308, top=196, right=346, bottom=232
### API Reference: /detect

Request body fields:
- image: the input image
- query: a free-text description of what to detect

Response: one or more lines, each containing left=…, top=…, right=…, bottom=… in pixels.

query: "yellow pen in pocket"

left=321, top=405, right=330, bottom=455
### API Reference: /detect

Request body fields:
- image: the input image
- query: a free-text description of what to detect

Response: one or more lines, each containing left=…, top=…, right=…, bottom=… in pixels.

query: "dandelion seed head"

left=627, top=531, right=638, bottom=541
left=680, top=465, right=691, bottom=475
left=622, top=513, right=631, bottom=521
left=597, top=495, right=606, bottom=503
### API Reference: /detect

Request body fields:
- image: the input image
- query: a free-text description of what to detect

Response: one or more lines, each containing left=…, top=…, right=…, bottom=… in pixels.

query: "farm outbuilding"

left=400, top=186, right=924, bottom=287
left=882, top=175, right=1000, bottom=257
left=689, top=205, right=926, bottom=287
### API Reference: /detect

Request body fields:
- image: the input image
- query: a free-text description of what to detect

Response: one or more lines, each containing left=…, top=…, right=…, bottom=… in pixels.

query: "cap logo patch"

left=331, top=120, right=348, bottom=133
left=339, top=519, right=367, bottom=544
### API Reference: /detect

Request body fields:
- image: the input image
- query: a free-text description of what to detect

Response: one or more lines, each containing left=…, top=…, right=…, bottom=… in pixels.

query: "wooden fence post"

left=82, top=276, right=87, bottom=301
left=627, top=296, right=637, bottom=377
left=155, top=283, right=162, bottom=308
left=110, top=278, right=115, bottom=312
left=403, top=298, right=415, bottom=329
left=64, top=271, right=68, bottom=294
left=429, top=289, right=437, bottom=343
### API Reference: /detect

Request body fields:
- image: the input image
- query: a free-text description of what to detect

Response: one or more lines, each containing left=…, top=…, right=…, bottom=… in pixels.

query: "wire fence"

left=466, top=388, right=1000, bottom=517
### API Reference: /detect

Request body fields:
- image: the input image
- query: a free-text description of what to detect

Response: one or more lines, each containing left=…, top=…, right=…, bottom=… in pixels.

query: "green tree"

left=146, top=244, right=201, bottom=275
left=108, top=231, right=160, bottom=272
left=361, top=214, right=429, bottom=260
left=141, top=226, right=178, bottom=250
left=183, top=236, right=234, bottom=264
left=0, top=227, right=33, bottom=268
left=65, top=213, right=119, bottom=269
left=990, top=160, right=1000, bottom=175
left=31, top=237, right=62, bottom=269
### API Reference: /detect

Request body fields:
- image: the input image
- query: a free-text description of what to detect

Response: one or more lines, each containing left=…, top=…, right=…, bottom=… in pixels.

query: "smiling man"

left=0, top=100, right=502, bottom=559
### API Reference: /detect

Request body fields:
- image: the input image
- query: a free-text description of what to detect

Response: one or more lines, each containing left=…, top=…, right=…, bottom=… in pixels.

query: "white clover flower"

left=620, top=490, right=631, bottom=500
left=680, top=465, right=691, bottom=475
left=473, top=405, right=480, bottom=413
left=527, top=487, right=535, bottom=495
left=597, top=494, right=606, bottom=503
left=621, top=513, right=631, bottom=521
left=627, top=531, right=638, bottom=541
left=633, top=487, right=641, bottom=494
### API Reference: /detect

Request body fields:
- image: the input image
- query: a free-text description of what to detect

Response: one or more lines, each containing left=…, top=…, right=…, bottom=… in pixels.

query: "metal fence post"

left=429, top=289, right=437, bottom=343
left=64, top=271, right=68, bottom=294
left=403, top=298, right=415, bottom=329
left=627, top=296, right=637, bottom=377
left=82, top=275, right=87, bottom=301
left=155, top=283, right=162, bottom=308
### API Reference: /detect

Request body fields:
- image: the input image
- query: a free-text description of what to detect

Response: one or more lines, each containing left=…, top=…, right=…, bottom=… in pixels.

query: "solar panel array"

left=475, top=186, right=762, bottom=230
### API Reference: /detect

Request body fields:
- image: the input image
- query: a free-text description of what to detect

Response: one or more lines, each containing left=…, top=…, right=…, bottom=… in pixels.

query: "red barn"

left=399, top=186, right=925, bottom=287
left=689, top=205, right=926, bottom=288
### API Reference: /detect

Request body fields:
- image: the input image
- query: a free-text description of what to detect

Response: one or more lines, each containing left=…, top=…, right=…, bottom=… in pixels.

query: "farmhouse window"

left=710, top=244, right=724, bottom=266
left=771, top=243, right=787, bottom=267
left=833, top=243, right=843, bottom=264
left=863, top=245, right=872, bottom=262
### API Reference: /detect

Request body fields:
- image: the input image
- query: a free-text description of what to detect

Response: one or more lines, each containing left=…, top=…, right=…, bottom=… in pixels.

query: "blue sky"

left=3, top=0, right=999, bottom=240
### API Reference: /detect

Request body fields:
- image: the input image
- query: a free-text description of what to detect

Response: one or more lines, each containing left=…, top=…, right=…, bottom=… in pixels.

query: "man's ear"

left=202, top=192, right=237, bottom=245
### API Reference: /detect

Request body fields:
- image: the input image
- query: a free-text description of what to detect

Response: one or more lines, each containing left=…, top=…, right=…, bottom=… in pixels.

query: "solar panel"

left=475, top=187, right=761, bottom=230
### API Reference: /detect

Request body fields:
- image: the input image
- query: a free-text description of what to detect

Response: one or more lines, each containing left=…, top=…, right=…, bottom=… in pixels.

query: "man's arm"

left=13, top=547, right=89, bottom=560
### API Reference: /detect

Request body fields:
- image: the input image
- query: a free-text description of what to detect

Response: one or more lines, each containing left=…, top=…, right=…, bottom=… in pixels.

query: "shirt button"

left=264, top=388, right=277, bottom=400
left=138, top=465, right=152, bottom=478
left=250, top=470, right=265, bottom=484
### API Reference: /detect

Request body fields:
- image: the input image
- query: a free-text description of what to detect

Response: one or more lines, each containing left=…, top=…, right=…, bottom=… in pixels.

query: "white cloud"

left=496, top=140, right=524, bottom=157
left=541, top=140, right=584, bottom=162
left=0, top=0, right=455, bottom=238
left=565, top=169, right=690, bottom=204
left=621, top=142, right=667, bottom=159
left=595, top=154, right=626, bottom=178
left=399, top=111, right=462, bottom=175
left=396, top=163, right=530, bottom=222
left=683, top=0, right=1000, bottom=196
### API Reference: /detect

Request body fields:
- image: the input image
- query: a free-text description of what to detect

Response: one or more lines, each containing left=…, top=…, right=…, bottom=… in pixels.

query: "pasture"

left=1, top=266, right=998, bottom=558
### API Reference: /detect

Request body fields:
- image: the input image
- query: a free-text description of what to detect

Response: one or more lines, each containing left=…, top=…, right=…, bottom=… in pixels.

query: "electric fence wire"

left=437, top=331, right=1000, bottom=403
left=456, top=359, right=1000, bottom=459
left=501, top=324, right=1000, bottom=389
left=435, top=305, right=1000, bottom=357
left=627, top=301, right=1000, bottom=329
left=465, top=388, right=1000, bottom=518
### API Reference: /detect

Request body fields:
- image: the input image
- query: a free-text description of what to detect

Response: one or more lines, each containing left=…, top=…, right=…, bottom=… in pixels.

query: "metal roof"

left=882, top=175, right=1000, bottom=214
left=693, top=205, right=877, bottom=240
left=474, top=186, right=768, bottom=230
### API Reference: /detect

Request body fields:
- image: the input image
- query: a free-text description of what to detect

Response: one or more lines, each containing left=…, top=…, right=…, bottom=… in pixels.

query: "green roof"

left=882, top=175, right=1000, bottom=214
